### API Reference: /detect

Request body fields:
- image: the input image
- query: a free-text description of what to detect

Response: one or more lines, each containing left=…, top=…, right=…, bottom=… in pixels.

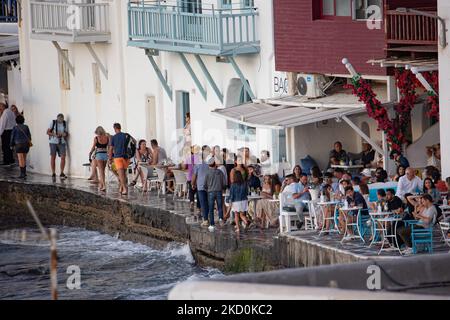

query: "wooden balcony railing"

left=386, top=10, right=438, bottom=45
left=30, top=1, right=110, bottom=43
left=128, top=2, right=260, bottom=56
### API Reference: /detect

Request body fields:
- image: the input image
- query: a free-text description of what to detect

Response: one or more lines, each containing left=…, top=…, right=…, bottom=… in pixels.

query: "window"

left=225, top=78, right=256, bottom=142
left=180, top=0, right=202, bottom=14
left=221, top=0, right=232, bottom=9
left=321, top=0, right=383, bottom=20
left=354, top=0, right=382, bottom=20
left=58, top=49, right=70, bottom=90
left=322, top=0, right=351, bottom=17
left=242, top=0, right=254, bottom=8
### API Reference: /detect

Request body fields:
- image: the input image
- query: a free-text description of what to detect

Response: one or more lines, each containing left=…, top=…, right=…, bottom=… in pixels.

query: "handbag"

left=17, top=125, right=33, bottom=147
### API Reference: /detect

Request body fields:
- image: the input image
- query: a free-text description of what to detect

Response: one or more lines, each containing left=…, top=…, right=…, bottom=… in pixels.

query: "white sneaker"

left=208, top=225, right=215, bottom=232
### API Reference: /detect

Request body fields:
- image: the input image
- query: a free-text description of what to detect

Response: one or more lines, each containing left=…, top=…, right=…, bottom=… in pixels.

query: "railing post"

left=218, top=9, right=223, bottom=52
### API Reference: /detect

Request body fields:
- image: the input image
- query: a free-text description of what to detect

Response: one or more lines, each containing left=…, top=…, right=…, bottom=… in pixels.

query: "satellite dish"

left=297, top=76, right=308, bottom=96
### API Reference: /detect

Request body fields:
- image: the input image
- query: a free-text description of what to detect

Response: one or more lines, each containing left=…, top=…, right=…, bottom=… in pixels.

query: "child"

left=229, top=170, right=250, bottom=233
left=203, top=157, right=227, bottom=231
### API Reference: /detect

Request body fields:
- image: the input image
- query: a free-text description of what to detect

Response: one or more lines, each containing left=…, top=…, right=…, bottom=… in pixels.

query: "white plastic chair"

left=304, top=200, right=319, bottom=231
left=278, top=192, right=301, bottom=234
left=172, top=169, right=188, bottom=200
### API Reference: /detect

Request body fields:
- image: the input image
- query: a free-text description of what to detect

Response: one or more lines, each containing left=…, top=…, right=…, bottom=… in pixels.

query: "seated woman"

left=317, top=184, right=336, bottom=233
left=293, top=165, right=302, bottom=182
left=255, top=175, right=281, bottom=229
left=393, top=165, right=406, bottom=182
left=130, top=139, right=153, bottom=192
left=397, top=194, right=437, bottom=254
left=423, top=177, right=440, bottom=204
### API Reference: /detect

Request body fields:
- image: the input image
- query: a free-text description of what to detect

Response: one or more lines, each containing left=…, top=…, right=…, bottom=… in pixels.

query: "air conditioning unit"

left=296, top=74, right=326, bottom=98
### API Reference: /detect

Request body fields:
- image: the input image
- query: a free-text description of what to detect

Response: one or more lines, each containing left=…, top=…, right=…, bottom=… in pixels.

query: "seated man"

left=329, top=141, right=349, bottom=166
left=360, top=143, right=375, bottom=167
left=397, top=194, right=437, bottom=254
left=390, top=150, right=410, bottom=169
left=386, top=188, right=403, bottom=213
left=396, top=168, right=423, bottom=200
left=281, top=174, right=311, bottom=229
left=339, top=186, right=368, bottom=235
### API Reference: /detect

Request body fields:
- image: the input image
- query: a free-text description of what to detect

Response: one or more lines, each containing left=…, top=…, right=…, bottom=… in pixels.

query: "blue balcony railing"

left=0, top=0, right=18, bottom=23
left=128, top=1, right=260, bottom=56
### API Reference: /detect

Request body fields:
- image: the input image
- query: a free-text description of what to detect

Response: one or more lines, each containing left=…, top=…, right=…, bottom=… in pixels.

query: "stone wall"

left=0, top=181, right=367, bottom=273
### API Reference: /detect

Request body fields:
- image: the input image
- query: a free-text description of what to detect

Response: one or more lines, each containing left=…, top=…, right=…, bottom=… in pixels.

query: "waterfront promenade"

left=0, top=166, right=448, bottom=273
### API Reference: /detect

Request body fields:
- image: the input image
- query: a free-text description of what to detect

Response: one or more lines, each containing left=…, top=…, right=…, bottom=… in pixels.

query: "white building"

left=19, top=0, right=279, bottom=177
left=438, top=0, right=450, bottom=178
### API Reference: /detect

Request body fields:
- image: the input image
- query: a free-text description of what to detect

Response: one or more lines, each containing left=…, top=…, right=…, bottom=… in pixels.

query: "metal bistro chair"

left=356, top=208, right=372, bottom=243
left=172, top=169, right=188, bottom=200
left=305, top=200, right=319, bottom=231
left=405, top=220, right=434, bottom=254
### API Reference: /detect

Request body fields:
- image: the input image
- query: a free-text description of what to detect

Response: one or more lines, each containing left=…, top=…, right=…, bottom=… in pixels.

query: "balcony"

left=127, top=1, right=260, bottom=56
left=30, top=1, right=111, bottom=43
left=386, top=8, right=438, bottom=56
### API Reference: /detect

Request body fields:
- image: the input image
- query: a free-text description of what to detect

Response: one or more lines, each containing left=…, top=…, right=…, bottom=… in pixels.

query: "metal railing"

left=30, top=1, right=110, bottom=37
left=128, top=1, right=259, bottom=54
left=386, top=9, right=438, bottom=45
left=0, top=0, right=17, bottom=22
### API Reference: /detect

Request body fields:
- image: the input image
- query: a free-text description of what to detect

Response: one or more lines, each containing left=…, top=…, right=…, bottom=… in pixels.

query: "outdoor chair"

left=405, top=221, right=433, bottom=254
left=172, top=169, right=188, bottom=200
left=279, top=193, right=301, bottom=233
left=155, top=167, right=174, bottom=196
left=305, top=200, right=319, bottom=231
left=356, top=208, right=372, bottom=243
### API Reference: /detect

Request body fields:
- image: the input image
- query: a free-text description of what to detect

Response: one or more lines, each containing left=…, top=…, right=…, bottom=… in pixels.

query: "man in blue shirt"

left=390, top=150, right=410, bottom=169
left=192, top=145, right=211, bottom=226
left=109, top=123, right=129, bottom=196
left=282, top=174, right=311, bottom=228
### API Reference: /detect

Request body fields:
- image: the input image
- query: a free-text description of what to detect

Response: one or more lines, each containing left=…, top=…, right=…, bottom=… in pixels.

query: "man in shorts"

left=109, top=123, right=129, bottom=195
left=47, top=113, right=68, bottom=181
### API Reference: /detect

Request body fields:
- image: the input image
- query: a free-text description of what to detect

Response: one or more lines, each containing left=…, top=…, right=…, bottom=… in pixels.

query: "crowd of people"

left=1, top=106, right=449, bottom=244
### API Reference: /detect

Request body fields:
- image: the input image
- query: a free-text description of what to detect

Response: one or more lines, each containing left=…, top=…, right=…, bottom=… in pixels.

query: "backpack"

left=124, top=133, right=136, bottom=160
left=49, top=120, right=67, bottom=139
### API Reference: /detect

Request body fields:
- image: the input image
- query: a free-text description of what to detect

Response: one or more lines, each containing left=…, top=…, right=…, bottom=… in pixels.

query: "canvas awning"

left=211, top=93, right=367, bottom=130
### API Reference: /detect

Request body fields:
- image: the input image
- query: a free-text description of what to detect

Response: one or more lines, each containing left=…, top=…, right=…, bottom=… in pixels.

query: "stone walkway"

left=0, top=165, right=448, bottom=260
left=0, top=166, right=277, bottom=245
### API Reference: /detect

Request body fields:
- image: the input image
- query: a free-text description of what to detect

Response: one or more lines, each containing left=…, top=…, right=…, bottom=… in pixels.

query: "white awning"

left=211, top=93, right=367, bottom=130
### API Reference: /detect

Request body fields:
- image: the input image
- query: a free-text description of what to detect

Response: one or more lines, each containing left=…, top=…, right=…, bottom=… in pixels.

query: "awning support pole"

left=410, top=67, right=438, bottom=95
left=52, top=41, right=75, bottom=77
left=194, top=55, right=223, bottom=103
left=179, top=53, right=207, bottom=100
left=341, top=115, right=384, bottom=155
left=381, top=131, right=390, bottom=172
left=228, top=56, right=256, bottom=100
left=85, top=43, right=108, bottom=79
left=145, top=49, right=173, bottom=101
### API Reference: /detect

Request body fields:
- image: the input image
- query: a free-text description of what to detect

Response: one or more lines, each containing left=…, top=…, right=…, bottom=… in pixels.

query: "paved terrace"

left=0, top=166, right=448, bottom=272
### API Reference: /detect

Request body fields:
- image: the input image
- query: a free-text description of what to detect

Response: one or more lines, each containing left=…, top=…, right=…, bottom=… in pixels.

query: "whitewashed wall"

left=438, top=0, right=450, bottom=179
left=19, top=0, right=276, bottom=177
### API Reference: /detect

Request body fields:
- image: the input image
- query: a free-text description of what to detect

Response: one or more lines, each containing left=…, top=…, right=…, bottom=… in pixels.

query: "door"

left=176, top=91, right=190, bottom=129
left=179, top=0, right=203, bottom=42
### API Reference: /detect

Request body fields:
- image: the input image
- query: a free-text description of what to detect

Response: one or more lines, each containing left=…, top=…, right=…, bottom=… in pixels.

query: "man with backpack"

left=47, top=113, right=68, bottom=180
left=108, top=123, right=136, bottom=196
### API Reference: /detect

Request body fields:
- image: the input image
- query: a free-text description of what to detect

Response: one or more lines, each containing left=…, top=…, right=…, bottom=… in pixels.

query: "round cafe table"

left=317, top=201, right=340, bottom=236
left=339, top=206, right=364, bottom=243
left=369, top=211, right=402, bottom=255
